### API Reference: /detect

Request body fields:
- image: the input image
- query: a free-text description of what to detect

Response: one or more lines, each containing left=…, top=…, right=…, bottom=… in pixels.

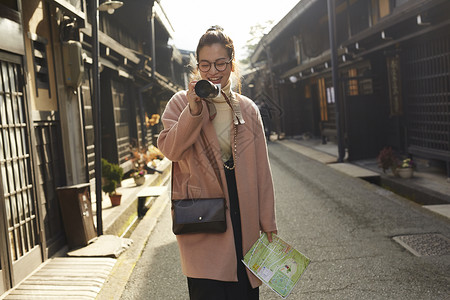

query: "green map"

left=242, top=233, right=310, bottom=298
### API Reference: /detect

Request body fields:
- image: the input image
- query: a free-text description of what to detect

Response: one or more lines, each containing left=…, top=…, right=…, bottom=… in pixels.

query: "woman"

left=157, top=26, right=277, bottom=300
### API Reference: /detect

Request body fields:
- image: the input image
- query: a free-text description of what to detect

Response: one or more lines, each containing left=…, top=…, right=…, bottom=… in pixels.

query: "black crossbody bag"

left=171, top=131, right=228, bottom=235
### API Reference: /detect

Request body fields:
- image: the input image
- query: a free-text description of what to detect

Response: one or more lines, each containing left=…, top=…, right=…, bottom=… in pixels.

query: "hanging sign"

left=386, top=55, right=402, bottom=116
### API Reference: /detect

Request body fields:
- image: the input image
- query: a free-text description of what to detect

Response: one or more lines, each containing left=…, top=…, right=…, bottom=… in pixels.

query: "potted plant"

left=132, top=170, right=146, bottom=186
left=377, top=147, right=399, bottom=175
left=102, top=158, right=124, bottom=206
left=129, top=144, right=164, bottom=184
left=397, top=158, right=414, bottom=178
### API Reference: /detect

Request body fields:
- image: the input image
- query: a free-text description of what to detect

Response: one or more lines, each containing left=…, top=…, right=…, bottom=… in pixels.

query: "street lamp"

left=98, top=0, right=123, bottom=14
left=289, top=76, right=298, bottom=84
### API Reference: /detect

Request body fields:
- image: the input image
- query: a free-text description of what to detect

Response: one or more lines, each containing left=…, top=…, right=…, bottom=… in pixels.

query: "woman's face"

left=197, top=43, right=233, bottom=88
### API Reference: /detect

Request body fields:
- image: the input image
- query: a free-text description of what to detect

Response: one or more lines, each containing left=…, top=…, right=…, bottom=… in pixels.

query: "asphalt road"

left=121, top=142, right=450, bottom=300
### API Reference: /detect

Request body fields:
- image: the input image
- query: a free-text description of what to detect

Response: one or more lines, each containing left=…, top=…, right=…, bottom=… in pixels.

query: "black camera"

left=194, top=80, right=221, bottom=99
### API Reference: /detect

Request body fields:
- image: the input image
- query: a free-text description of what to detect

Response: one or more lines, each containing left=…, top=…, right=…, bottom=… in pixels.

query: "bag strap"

left=200, top=130, right=225, bottom=192
left=222, top=91, right=244, bottom=125
left=171, top=129, right=225, bottom=201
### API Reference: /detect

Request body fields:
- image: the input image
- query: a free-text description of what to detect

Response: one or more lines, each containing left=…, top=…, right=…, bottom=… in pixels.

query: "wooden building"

left=0, top=0, right=186, bottom=295
left=245, top=0, right=450, bottom=176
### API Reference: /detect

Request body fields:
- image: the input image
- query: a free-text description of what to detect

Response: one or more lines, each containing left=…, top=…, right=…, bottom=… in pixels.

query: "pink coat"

left=157, top=91, right=277, bottom=288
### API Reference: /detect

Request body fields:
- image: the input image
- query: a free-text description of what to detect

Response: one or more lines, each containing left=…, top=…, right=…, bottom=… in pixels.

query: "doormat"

left=67, top=234, right=133, bottom=258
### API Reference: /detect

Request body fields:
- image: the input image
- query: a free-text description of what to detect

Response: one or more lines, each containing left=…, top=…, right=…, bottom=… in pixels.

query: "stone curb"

left=96, top=186, right=170, bottom=300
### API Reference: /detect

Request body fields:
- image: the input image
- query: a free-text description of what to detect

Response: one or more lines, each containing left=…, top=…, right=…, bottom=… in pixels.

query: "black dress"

left=187, top=159, right=259, bottom=300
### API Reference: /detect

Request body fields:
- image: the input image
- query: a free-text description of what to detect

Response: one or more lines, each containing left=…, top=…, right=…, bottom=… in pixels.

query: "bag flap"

left=173, top=198, right=225, bottom=224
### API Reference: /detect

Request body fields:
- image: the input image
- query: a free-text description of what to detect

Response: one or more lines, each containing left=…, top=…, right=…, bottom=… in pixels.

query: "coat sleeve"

left=157, top=92, right=206, bottom=162
left=252, top=104, right=277, bottom=233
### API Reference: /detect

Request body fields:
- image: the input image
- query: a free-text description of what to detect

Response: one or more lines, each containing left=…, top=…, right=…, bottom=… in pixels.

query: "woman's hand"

left=187, top=81, right=203, bottom=116
left=265, top=231, right=278, bottom=243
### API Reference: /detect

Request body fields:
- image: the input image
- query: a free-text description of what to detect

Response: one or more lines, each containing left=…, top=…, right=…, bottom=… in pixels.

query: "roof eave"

left=249, top=0, right=317, bottom=64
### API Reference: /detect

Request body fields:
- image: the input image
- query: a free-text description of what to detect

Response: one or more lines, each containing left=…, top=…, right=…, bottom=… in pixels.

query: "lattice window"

left=111, top=80, right=131, bottom=165
left=318, top=78, right=328, bottom=121
left=28, top=33, right=50, bottom=97
left=403, top=32, right=450, bottom=153
left=34, top=121, right=65, bottom=247
left=81, top=68, right=95, bottom=181
left=0, top=59, right=38, bottom=262
left=343, top=64, right=374, bottom=98
left=348, top=69, right=359, bottom=96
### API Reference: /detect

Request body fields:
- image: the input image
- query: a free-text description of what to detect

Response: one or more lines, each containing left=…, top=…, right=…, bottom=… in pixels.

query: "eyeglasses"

left=197, top=58, right=232, bottom=72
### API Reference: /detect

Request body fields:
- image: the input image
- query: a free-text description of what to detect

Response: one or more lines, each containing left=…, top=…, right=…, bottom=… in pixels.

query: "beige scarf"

left=204, top=81, right=245, bottom=125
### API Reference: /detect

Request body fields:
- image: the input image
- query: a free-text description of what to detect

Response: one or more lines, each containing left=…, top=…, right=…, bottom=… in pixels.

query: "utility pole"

left=90, top=0, right=103, bottom=235
left=264, top=43, right=282, bottom=137
left=150, top=5, right=156, bottom=79
left=327, top=0, right=345, bottom=162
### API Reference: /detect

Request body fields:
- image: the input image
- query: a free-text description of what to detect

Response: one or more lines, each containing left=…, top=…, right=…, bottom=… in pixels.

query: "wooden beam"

left=343, top=0, right=446, bottom=46
left=46, top=0, right=86, bottom=20
left=81, top=25, right=140, bottom=64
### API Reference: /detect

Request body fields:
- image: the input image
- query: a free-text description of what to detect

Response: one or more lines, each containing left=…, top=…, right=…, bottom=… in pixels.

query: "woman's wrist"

left=189, top=103, right=202, bottom=116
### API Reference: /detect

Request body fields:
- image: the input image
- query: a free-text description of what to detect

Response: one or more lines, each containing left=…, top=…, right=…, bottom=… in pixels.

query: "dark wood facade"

left=0, top=0, right=186, bottom=295
left=246, top=0, right=450, bottom=176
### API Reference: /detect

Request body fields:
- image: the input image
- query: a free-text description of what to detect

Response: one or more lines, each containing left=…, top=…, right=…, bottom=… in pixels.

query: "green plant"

left=101, top=158, right=124, bottom=196
left=377, top=147, right=398, bottom=173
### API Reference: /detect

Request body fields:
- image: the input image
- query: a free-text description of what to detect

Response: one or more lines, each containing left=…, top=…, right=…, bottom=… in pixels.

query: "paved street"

left=121, top=142, right=450, bottom=300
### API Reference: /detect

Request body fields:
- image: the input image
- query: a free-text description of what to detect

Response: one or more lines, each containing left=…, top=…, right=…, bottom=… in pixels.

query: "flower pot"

left=134, top=176, right=145, bottom=186
left=397, top=167, right=413, bottom=179
left=110, top=194, right=122, bottom=206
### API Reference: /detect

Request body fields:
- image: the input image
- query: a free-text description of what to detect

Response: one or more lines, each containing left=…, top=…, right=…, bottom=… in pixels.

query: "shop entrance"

left=0, top=52, right=42, bottom=293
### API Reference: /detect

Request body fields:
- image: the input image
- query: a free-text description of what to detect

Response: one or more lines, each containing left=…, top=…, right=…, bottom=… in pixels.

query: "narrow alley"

left=119, top=142, right=450, bottom=300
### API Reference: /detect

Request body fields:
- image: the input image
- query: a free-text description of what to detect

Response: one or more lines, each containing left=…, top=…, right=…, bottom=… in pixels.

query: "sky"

left=160, top=0, right=300, bottom=60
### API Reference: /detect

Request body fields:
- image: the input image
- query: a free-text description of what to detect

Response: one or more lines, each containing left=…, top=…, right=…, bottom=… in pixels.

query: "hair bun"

left=207, top=25, right=224, bottom=32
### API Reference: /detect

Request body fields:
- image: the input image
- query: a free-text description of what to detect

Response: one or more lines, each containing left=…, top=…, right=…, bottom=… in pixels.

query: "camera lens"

left=195, top=80, right=220, bottom=99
